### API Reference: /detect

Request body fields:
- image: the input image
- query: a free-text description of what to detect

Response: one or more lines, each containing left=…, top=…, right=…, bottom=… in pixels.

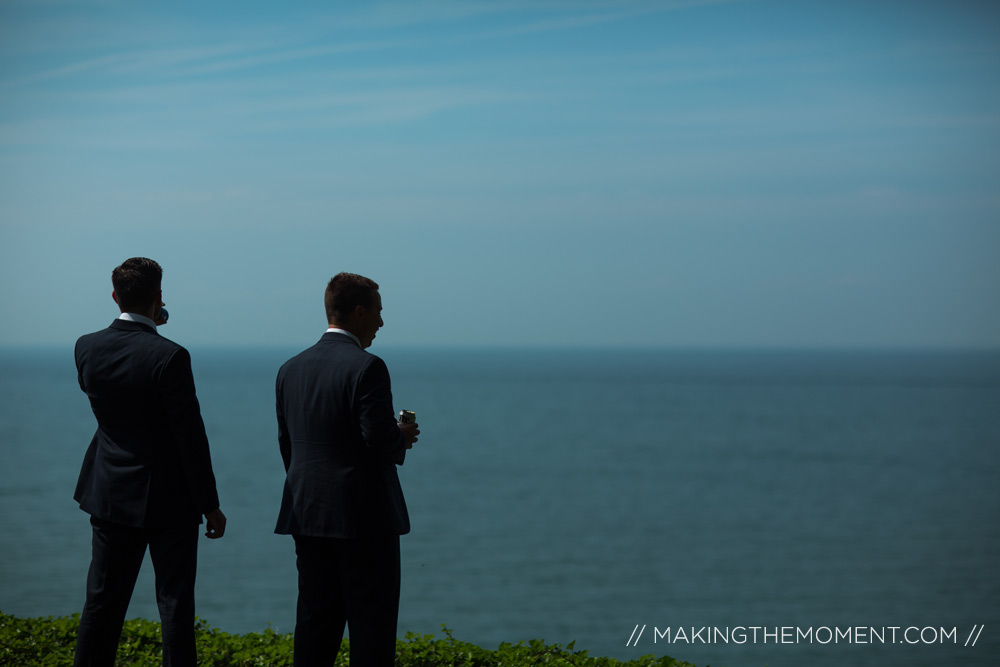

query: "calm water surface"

left=1, top=346, right=998, bottom=667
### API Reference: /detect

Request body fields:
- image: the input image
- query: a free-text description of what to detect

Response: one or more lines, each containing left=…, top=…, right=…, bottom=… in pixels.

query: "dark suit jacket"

left=274, top=332, right=409, bottom=538
left=74, top=319, right=220, bottom=528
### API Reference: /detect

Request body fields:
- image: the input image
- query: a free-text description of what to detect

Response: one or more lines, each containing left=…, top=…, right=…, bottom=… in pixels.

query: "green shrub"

left=0, top=612, right=698, bottom=667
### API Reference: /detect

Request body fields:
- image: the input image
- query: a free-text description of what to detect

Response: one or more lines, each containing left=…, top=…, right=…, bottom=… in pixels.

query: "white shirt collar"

left=326, top=327, right=361, bottom=347
left=119, top=312, right=157, bottom=329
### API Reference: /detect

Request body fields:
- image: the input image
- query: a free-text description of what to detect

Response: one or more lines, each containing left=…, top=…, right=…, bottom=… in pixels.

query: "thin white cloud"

left=0, top=53, right=130, bottom=88
left=1, top=0, right=758, bottom=89
left=174, top=39, right=411, bottom=77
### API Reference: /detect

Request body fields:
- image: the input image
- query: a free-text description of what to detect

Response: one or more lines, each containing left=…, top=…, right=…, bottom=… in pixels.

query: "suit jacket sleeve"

left=159, top=346, right=221, bottom=514
left=276, top=372, right=291, bottom=472
left=358, top=356, right=407, bottom=466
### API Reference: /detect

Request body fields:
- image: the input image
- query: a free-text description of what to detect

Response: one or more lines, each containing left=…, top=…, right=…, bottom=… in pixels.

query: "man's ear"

left=112, top=290, right=120, bottom=305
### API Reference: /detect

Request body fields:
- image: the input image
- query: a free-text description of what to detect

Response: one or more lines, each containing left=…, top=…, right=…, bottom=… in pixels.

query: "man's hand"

left=154, top=300, right=168, bottom=326
left=399, top=422, right=420, bottom=449
left=204, top=508, right=227, bottom=539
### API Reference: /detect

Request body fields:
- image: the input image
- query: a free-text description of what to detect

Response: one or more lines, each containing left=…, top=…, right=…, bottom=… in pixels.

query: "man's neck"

left=326, top=326, right=361, bottom=347
left=119, top=312, right=157, bottom=329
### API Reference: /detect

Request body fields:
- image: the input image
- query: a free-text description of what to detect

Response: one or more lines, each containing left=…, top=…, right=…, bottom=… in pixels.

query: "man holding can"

left=275, top=272, right=419, bottom=667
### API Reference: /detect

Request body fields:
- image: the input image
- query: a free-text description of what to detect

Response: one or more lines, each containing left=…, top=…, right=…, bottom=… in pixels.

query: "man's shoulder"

left=148, top=333, right=188, bottom=360
left=76, top=321, right=124, bottom=343
left=76, top=321, right=186, bottom=359
left=75, top=328, right=104, bottom=348
left=278, top=337, right=381, bottom=376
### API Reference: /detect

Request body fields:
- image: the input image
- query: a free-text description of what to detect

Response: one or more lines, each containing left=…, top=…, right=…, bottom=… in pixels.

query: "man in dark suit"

left=73, top=257, right=226, bottom=667
left=275, top=272, right=419, bottom=667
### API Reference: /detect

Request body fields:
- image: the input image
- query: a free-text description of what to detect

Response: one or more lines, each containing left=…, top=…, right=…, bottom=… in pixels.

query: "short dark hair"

left=325, top=272, right=379, bottom=322
left=112, top=257, right=162, bottom=312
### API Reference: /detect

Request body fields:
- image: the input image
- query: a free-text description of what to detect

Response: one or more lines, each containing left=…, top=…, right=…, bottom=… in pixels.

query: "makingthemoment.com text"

left=626, top=625, right=985, bottom=647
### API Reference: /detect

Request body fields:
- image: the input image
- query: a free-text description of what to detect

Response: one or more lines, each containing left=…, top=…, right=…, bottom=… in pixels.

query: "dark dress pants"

left=74, top=517, right=199, bottom=667
left=293, top=534, right=401, bottom=667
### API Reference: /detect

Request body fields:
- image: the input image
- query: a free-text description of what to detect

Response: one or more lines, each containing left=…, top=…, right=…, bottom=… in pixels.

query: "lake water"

left=1, top=346, right=998, bottom=667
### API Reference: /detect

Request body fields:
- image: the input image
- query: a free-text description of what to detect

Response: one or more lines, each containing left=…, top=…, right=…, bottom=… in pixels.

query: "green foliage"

left=0, top=613, right=297, bottom=667
left=189, top=618, right=297, bottom=667
left=0, top=613, right=699, bottom=667
left=399, top=626, right=700, bottom=667
left=1, top=613, right=79, bottom=667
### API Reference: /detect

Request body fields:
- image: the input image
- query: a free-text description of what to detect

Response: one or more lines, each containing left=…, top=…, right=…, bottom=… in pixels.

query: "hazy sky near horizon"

left=2, top=0, right=998, bottom=349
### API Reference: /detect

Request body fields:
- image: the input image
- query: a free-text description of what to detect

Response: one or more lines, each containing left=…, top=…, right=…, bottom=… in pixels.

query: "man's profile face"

left=356, top=290, right=384, bottom=349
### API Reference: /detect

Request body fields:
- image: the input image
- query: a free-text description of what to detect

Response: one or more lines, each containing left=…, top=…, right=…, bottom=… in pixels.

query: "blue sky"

left=1, top=0, right=998, bottom=348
